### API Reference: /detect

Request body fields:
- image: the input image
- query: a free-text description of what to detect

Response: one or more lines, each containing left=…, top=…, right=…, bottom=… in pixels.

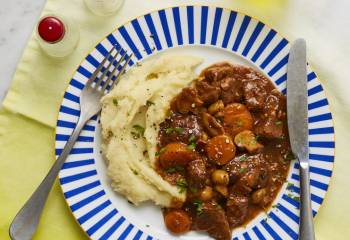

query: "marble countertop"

left=0, top=0, right=46, bottom=100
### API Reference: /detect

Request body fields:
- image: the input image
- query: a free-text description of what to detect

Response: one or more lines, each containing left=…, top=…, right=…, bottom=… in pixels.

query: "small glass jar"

left=36, top=14, right=80, bottom=58
left=84, top=0, right=124, bottom=16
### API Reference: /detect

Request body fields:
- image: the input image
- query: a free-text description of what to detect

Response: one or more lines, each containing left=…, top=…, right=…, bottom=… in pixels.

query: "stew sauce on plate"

left=156, top=62, right=293, bottom=240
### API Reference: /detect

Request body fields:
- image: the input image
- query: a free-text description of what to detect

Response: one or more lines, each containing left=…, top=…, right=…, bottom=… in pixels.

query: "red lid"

left=38, top=16, right=65, bottom=43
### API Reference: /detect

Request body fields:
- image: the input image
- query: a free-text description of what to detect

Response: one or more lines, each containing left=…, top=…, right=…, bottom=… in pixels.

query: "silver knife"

left=287, top=39, right=315, bottom=240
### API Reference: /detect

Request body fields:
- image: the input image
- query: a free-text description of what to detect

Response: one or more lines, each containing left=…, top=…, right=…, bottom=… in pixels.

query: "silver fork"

left=9, top=46, right=132, bottom=240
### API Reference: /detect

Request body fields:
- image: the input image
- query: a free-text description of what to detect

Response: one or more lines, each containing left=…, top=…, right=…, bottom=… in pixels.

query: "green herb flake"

left=131, top=131, right=140, bottom=139
left=188, top=134, right=196, bottom=143
left=287, top=182, right=294, bottom=190
left=174, top=127, right=184, bottom=134
left=176, top=179, right=188, bottom=193
left=275, top=121, right=283, bottom=126
left=239, top=168, right=246, bottom=174
left=165, top=128, right=174, bottom=134
left=190, top=186, right=199, bottom=193
left=193, top=199, right=203, bottom=215
left=292, top=196, right=300, bottom=202
left=187, top=142, right=196, bottom=150
left=112, top=99, right=119, bottom=106
left=132, top=124, right=145, bottom=136
left=165, top=166, right=184, bottom=174
left=239, top=155, right=248, bottom=161
left=146, top=100, right=155, bottom=107
left=155, top=147, right=166, bottom=157
left=283, top=152, right=295, bottom=161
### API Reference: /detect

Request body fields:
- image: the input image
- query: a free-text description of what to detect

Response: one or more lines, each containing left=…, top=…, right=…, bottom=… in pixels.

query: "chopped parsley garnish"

left=176, top=179, right=188, bottom=193
left=239, top=155, right=248, bottom=161
left=275, top=121, right=283, bottom=126
left=112, top=99, right=118, bottom=106
left=292, top=196, right=300, bottom=202
left=165, top=166, right=184, bottom=173
left=193, top=199, right=203, bottom=214
left=236, top=120, right=244, bottom=127
left=146, top=100, right=155, bottom=107
left=283, top=152, right=295, bottom=161
left=187, top=142, right=196, bottom=150
left=239, top=167, right=246, bottom=174
left=165, top=127, right=184, bottom=134
left=189, top=186, right=199, bottom=193
left=287, top=182, right=294, bottom=190
left=155, top=147, right=166, bottom=157
left=131, top=125, right=145, bottom=139
left=188, top=134, right=196, bottom=143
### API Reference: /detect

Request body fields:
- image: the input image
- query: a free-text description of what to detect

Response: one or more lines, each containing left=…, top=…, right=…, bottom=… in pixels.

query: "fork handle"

left=299, top=161, right=315, bottom=240
left=9, top=116, right=88, bottom=240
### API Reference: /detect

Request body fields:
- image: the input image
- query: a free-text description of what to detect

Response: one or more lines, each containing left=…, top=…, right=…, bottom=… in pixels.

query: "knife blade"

left=287, top=39, right=308, bottom=163
left=287, top=39, right=315, bottom=240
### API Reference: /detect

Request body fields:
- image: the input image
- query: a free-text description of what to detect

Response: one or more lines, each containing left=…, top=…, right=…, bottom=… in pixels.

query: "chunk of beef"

left=187, top=159, right=207, bottom=189
left=226, top=193, right=249, bottom=228
left=220, top=77, right=243, bottom=104
left=242, top=80, right=268, bottom=111
left=171, top=87, right=203, bottom=114
left=263, top=91, right=286, bottom=119
left=225, top=154, right=269, bottom=192
left=195, top=201, right=231, bottom=240
left=201, top=62, right=234, bottom=82
left=159, top=113, right=203, bottom=146
left=254, top=117, right=284, bottom=139
left=196, top=81, right=220, bottom=105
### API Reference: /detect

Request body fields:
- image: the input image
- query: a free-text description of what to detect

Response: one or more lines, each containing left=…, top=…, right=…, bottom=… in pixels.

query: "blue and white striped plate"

left=55, top=6, right=335, bottom=240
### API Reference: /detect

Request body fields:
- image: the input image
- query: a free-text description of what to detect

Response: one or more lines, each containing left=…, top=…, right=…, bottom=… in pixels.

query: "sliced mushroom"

left=202, top=112, right=224, bottom=137
left=234, top=130, right=263, bottom=153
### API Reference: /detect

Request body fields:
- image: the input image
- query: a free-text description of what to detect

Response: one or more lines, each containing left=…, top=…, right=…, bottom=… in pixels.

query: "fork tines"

left=86, top=46, right=133, bottom=93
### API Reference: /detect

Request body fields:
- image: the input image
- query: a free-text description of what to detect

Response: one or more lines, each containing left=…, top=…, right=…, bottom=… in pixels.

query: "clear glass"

left=84, top=0, right=124, bottom=16
left=36, top=14, right=80, bottom=58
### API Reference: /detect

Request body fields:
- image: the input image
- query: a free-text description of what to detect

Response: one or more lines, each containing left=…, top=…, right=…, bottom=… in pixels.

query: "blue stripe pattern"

left=144, top=14, right=162, bottom=51
left=232, top=16, right=251, bottom=51
left=71, top=190, right=105, bottom=212
left=260, top=38, right=288, bottom=69
left=56, top=6, right=334, bottom=240
left=131, top=19, right=152, bottom=55
left=119, top=26, right=142, bottom=59
left=172, top=7, right=183, bottom=45
left=210, top=8, right=223, bottom=45
left=242, top=22, right=264, bottom=56
left=222, top=11, right=237, bottom=48
left=60, top=170, right=97, bottom=184
left=78, top=200, right=111, bottom=224
left=187, top=6, right=194, bottom=44
left=158, top=10, right=173, bottom=47
left=100, top=217, right=126, bottom=240
left=253, top=226, right=266, bottom=240
left=200, top=6, right=208, bottom=44
left=251, top=29, right=276, bottom=62
left=62, top=159, right=94, bottom=169
left=64, top=181, right=100, bottom=198
left=86, top=209, right=117, bottom=235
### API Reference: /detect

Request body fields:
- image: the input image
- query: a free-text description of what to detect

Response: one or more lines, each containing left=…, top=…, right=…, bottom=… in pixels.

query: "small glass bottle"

left=84, top=0, right=124, bottom=16
left=36, top=14, right=80, bottom=58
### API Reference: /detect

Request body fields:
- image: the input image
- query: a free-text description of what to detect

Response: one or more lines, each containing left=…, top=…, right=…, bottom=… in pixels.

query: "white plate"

left=55, top=6, right=335, bottom=240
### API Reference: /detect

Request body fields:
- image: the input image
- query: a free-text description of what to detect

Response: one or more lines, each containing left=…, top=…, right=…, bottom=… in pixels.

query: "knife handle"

left=299, top=161, right=316, bottom=240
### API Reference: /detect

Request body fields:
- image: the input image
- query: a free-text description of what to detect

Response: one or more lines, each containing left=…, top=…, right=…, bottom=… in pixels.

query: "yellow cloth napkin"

left=1, top=0, right=349, bottom=239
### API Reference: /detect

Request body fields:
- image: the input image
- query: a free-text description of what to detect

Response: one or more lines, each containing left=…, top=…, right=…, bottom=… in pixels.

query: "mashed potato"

left=100, top=55, right=203, bottom=206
